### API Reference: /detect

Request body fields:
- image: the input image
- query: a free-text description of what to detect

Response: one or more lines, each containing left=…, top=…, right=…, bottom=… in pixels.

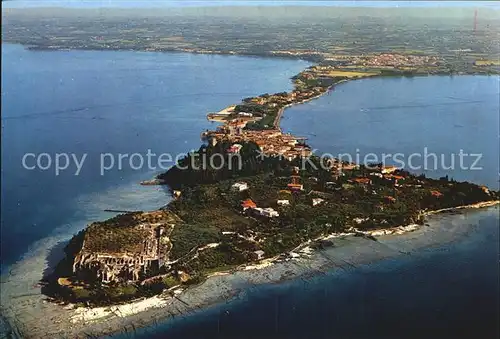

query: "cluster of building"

left=342, top=164, right=448, bottom=199
left=269, top=87, right=327, bottom=104
left=269, top=50, right=324, bottom=58
left=241, top=198, right=280, bottom=218
left=206, top=127, right=312, bottom=161
left=232, top=182, right=281, bottom=218
left=351, top=53, right=440, bottom=68
left=346, top=165, right=407, bottom=187
left=233, top=173, right=326, bottom=222
left=202, top=83, right=329, bottom=162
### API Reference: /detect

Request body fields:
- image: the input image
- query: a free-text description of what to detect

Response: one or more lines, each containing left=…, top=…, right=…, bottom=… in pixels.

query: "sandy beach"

left=1, top=203, right=497, bottom=338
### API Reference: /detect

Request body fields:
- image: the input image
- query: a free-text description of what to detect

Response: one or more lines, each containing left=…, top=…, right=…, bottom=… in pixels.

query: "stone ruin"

left=72, top=211, right=176, bottom=283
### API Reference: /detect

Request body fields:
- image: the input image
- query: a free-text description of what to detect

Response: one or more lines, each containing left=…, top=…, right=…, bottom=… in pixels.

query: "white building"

left=253, top=207, right=264, bottom=215
left=381, top=166, right=398, bottom=174
left=253, top=250, right=265, bottom=260
left=260, top=207, right=280, bottom=218
left=312, top=198, right=325, bottom=206
left=277, top=200, right=290, bottom=206
left=232, top=182, right=249, bottom=191
left=228, top=144, right=243, bottom=154
left=238, top=112, right=253, bottom=117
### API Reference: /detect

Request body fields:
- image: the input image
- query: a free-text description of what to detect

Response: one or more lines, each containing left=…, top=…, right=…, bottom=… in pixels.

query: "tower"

left=287, top=167, right=303, bottom=191
left=290, top=175, right=300, bottom=185
left=474, top=9, right=478, bottom=33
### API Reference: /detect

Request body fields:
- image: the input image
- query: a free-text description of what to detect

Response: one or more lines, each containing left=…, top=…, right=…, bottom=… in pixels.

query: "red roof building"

left=241, top=199, right=257, bottom=210
left=351, top=178, right=372, bottom=185
left=385, top=174, right=405, bottom=184
left=430, top=190, right=443, bottom=198
left=287, top=183, right=304, bottom=191
left=227, top=144, right=243, bottom=154
left=384, top=196, right=396, bottom=203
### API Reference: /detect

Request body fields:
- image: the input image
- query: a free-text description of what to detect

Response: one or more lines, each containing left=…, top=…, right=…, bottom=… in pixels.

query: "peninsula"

left=43, top=52, right=500, bottom=308
left=2, top=5, right=499, bottom=338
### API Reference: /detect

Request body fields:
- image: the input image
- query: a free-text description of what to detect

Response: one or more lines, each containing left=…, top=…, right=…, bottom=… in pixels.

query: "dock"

left=140, top=179, right=165, bottom=186
left=207, top=105, right=236, bottom=122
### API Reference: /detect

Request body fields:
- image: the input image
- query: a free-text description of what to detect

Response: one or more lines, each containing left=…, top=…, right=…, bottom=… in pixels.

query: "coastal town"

left=201, top=70, right=329, bottom=160
left=330, top=53, right=441, bottom=68
left=200, top=52, right=447, bottom=163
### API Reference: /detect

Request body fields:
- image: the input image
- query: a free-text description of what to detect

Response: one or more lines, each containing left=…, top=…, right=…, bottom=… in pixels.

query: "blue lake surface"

left=1, top=44, right=498, bottom=338
left=282, top=75, right=499, bottom=190
left=1, top=43, right=309, bottom=268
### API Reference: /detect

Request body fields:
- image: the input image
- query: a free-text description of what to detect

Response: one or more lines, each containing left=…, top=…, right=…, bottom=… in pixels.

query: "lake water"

left=1, top=43, right=309, bottom=268
left=1, top=44, right=498, bottom=338
left=282, top=75, right=499, bottom=189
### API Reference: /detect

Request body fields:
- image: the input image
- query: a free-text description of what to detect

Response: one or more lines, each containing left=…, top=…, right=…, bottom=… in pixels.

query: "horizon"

left=3, top=0, right=500, bottom=9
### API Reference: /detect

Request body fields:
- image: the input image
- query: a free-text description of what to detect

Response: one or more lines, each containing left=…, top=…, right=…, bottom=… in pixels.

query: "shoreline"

left=423, top=200, right=500, bottom=215
left=5, top=43, right=500, bottom=78
left=272, top=76, right=372, bottom=129
left=3, top=42, right=321, bottom=63
left=5, top=43, right=499, bottom=91
left=273, top=85, right=337, bottom=130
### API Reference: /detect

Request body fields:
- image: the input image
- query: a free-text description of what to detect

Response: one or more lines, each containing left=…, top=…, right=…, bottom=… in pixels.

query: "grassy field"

left=319, top=70, right=380, bottom=78
left=475, top=59, right=500, bottom=66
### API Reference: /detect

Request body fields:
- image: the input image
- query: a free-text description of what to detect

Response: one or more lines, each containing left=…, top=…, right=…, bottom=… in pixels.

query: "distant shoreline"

left=3, top=42, right=499, bottom=77
left=2, top=42, right=322, bottom=63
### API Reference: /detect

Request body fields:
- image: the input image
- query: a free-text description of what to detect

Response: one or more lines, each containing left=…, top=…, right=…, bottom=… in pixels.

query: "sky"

left=2, top=1, right=500, bottom=9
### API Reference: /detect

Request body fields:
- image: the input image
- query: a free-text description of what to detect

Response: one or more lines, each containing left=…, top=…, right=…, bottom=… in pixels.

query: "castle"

left=71, top=211, right=177, bottom=283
